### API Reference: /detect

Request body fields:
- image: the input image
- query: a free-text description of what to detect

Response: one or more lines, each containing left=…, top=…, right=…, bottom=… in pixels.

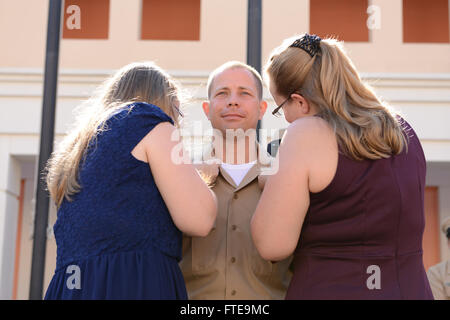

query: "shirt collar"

left=200, top=141, right=273, bottom=190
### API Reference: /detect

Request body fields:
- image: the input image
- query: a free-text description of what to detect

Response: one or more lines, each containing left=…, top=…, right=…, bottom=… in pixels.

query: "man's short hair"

left=206, top=61, right=264, bottom=100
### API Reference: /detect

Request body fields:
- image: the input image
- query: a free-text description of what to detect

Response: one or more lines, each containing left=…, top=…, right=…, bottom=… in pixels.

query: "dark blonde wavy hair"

left=265, top=35, right=407, bottom=161
left=46, top=62, right=182, bottom=207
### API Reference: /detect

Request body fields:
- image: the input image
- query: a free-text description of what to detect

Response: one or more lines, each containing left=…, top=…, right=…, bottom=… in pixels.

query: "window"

left=403, top=0, right=449, bottom=43
left=141, top=0, right=201, bottom=40
left=62, top=0, right=110, bottom=39
left=309, top=0, right=369, bottom=42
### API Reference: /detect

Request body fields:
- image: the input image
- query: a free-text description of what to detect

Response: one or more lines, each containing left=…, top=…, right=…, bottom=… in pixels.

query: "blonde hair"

left=46, top=61, right=181, bottom=207
left=265, top=35, right=407, bottom=161
left=207, top=61, right=264, bottom=100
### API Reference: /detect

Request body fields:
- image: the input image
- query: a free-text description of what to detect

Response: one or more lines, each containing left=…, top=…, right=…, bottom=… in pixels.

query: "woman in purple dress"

left=251, top=34, right=433, bottom=299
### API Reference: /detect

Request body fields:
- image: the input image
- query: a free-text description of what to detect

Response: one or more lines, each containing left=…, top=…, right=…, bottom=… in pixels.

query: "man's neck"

left=215, top=135, right=258, bottom=165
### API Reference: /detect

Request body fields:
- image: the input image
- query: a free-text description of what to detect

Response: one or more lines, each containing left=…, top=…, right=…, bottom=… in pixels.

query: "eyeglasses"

left=272, top=96, right=290, bottom=117
left=173, top=105, right=184, bottom=118
left=272, top=90, right=305, bottom=117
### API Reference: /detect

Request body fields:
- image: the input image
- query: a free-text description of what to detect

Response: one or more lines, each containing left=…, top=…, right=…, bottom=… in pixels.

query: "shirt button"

left=233, top=194, right=238, bottom=199
left=231, top=257, right=236, bottom=263
left=231, top=290, right=236, bottom=296
left=231, top=225, right=237, bottom=231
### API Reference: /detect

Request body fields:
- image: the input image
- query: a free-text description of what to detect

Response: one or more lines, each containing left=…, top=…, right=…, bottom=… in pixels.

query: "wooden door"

left=423, top=187, right=440, bottom=271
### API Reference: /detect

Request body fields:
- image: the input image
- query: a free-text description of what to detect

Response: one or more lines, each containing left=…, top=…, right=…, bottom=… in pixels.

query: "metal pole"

left=29, top=0, right=62, bottom=300
left=247, top=0, right=262, bottom=140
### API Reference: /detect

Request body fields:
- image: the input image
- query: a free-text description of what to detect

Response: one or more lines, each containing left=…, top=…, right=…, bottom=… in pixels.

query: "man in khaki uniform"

left=427, top=216, right=450, bottom=300
left=179, top=61, right=292, bottom=299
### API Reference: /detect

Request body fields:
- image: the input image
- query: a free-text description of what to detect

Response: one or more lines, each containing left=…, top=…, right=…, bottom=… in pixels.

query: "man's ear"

left=258, top=100, right=268, bottom=120
left=202, top=101, right=210, bottom=119
left=291, top=93, right=310, bottom=114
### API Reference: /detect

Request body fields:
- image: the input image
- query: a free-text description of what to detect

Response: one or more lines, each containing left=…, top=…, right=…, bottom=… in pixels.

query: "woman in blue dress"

left=44, top=62, right=217, bottom=299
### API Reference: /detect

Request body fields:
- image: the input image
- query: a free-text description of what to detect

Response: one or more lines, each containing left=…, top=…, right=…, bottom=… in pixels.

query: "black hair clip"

left=289, top=33, right=322, bottom=57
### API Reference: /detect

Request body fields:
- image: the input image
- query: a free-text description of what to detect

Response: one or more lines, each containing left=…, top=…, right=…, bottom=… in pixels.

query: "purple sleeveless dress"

left=286, top=119, right=433, bottom=300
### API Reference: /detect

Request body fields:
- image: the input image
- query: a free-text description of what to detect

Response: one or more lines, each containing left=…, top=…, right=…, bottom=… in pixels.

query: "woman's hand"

left=194, top=162, right=220, bottom=188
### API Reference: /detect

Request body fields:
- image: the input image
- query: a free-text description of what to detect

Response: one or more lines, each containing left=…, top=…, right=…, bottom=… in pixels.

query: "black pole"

left=247, top=0, right=262, bottom=140
left=29, top=0, right=62, bottom=300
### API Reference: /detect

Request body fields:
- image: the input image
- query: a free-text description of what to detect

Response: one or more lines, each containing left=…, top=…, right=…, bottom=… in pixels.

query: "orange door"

left=12, top=179, right=25, bottom=300
left=423, top=187, right=440, bottom=271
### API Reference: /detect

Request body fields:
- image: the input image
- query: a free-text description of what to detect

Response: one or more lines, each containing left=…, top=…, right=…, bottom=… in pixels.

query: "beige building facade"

left=0, top=0, right=449, bottom=299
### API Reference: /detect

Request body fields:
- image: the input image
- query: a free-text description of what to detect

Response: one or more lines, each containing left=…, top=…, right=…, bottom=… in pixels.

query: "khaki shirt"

left=180, top=161, right=293, bottom=300
left=427, top=260, right=450, bottom=300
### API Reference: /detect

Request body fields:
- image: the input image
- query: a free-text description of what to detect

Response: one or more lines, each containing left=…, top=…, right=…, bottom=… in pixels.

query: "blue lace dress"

left=44, top=102, right=187, bottom=300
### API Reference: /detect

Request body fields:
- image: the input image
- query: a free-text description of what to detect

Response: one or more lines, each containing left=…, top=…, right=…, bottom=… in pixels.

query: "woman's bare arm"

left=133, top=122, right=217, bottom=237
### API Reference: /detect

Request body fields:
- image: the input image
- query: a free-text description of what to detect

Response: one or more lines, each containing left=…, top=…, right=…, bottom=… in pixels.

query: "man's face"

left=203, top=68, right=267, bottom=135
